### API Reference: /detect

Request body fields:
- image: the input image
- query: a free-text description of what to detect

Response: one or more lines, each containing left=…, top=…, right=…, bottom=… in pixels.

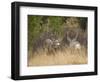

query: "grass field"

left=28, top=47, right=88, bottom=66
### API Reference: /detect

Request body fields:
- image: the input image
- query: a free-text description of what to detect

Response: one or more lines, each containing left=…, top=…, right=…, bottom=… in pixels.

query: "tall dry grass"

left=28, top=47, right=87, bottom=66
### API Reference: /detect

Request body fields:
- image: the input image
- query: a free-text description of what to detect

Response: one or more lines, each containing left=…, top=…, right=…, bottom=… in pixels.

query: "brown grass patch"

left=28, top=47, right=88, bottom=66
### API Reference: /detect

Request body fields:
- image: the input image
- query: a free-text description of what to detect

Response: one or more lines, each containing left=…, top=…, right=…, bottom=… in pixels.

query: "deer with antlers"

left=45, top=36, right=63, bottom=54
left=67, top=30, right=81, bottom=50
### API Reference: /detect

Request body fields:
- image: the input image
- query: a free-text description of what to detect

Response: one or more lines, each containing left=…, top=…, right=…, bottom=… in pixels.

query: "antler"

left=67, top=31, right=71, bottom=42
left=72, top=29, right=79, bottom=41
left=73, top=32, right=78, bottom=41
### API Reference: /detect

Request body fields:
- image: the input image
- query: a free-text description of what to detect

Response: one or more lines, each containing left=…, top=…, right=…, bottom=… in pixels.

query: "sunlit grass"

left=28, top=47, right=87, bottom=66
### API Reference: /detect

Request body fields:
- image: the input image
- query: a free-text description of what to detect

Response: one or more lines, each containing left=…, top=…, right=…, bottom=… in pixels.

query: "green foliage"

left=28, top=15, right=43, bottom=49
left=48, top=16, right=64, bottom=36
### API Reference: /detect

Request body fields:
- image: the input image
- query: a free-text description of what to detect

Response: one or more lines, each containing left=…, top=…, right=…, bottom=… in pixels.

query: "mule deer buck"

left=45, top=37, right=62, bottom=55
left=67, top=31, right=81, bottom=50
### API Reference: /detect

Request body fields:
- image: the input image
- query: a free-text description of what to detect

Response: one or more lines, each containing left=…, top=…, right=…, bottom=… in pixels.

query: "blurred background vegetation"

left=28, top=15, right=87, bottom=50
